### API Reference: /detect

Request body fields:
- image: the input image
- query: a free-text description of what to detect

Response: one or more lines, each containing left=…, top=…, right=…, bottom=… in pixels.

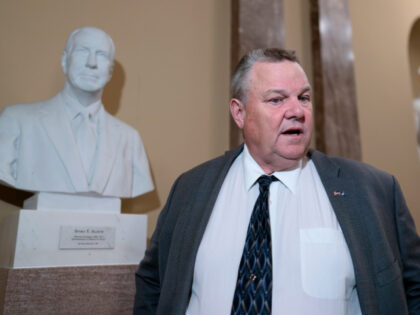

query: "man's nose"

left=285, top=99, right=304, bottom=120
left=86, top=51, right=97, bottom=68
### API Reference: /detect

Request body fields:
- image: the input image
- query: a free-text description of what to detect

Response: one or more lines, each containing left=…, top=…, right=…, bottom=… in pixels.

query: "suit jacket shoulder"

left=1, top=94, right=63, bottom=117
left=310, top=149, right=395, bottom=192
left=102, top=108, right=137, bottom=135
left=176, top=145, right=243, bottom=187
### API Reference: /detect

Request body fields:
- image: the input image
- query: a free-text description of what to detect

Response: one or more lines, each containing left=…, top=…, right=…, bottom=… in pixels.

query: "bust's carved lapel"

left=89, top=109, right=121, bottom=194
left=39, top=94, right=89, bottom=191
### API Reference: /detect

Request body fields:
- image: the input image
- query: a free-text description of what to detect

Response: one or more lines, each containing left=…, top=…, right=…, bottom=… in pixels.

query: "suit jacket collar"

left=160, top=145, right=244, bottom=314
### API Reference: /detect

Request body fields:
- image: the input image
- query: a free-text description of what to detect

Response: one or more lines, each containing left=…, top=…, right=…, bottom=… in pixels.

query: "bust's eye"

left=97, top=51, right=109, bottom=58
left=74, top=47, right=89, bottom=53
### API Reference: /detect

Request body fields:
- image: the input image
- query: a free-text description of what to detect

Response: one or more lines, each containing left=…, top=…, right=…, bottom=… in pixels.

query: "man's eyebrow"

left=300, top=86, right=312, bottom=94
left=262, top=89, right=287, bottom=97
left=262, top=86, right=312, bottom=97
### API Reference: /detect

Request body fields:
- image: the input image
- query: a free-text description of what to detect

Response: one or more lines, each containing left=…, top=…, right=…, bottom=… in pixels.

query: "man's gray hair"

left=231, top=48, right=299, bottom=103
left=64, top=26, right=115, bottom=60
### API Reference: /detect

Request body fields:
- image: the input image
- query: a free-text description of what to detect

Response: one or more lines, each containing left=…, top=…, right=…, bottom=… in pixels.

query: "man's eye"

left=299, top=95, right=311, bottom=102
left=269, top=98, right=282, bottom=104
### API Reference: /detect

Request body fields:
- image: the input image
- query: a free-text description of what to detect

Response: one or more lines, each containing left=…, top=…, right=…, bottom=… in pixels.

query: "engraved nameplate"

left=59, top=226, right=115, bottom=249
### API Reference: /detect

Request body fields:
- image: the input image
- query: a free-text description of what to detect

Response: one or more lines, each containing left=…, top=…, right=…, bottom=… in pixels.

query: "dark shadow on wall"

left=103, top=60, right=161, bottom=213
left=122, top=163, right=161, bottom=214
left=0, top=185, right=33, bottom=208
left=102, top=60, right=125, bottom=116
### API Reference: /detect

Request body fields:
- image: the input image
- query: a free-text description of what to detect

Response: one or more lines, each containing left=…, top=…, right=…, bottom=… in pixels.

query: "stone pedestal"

left=0, top=209, right=146, bottom=268
left=0, top=199, right=147, bottom=313
left=0, top=265, right=137, bottom=314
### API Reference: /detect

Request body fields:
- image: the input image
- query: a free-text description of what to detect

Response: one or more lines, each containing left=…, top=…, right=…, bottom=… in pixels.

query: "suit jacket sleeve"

left=394, top=177, right=420, bottom=313
left=133, top=176, right=181, bottom=314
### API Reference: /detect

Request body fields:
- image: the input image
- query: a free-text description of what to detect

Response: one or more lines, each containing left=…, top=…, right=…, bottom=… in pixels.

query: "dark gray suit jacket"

left=134, top=146, right=420, bottom=315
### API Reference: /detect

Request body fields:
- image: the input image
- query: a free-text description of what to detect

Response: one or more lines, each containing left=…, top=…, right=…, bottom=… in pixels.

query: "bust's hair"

left=231, top=48, right=299, bottom=103
left=64, top=26, right=115, bottom=60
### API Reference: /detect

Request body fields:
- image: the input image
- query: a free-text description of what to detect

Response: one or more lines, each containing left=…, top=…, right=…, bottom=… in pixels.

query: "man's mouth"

left=282, top=128, right=303, bottom=135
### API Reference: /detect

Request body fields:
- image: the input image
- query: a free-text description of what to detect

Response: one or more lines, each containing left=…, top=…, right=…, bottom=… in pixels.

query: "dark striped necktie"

left=231, top=175, right=278, bottom=315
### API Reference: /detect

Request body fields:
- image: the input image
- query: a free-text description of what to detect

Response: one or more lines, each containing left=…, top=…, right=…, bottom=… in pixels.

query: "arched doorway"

left=408, top=17, right=420, bottom=159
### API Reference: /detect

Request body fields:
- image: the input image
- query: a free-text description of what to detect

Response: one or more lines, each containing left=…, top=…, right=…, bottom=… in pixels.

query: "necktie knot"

left=257, top=175, right=278, bottom=192
left=80, top=109, right=96, bottom=124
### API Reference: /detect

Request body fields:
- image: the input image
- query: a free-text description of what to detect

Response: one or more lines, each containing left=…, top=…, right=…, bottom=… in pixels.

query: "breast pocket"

left=299, top=228, right=356, bottom=300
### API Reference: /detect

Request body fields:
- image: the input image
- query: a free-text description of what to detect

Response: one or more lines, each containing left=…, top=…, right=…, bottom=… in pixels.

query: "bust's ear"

left=230, top=98, right=246, bottom=129
left=61, top=51, right=67, bottom=74
left=106, top=61, right=114, bottom=83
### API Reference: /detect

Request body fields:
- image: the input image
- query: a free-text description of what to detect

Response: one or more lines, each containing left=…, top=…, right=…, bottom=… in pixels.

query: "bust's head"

left=61, top=26, right=115, bottom=94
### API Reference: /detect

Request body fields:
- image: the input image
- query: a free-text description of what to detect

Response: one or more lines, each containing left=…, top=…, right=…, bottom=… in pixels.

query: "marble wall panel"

left=311, top=0, right=361, bottom=159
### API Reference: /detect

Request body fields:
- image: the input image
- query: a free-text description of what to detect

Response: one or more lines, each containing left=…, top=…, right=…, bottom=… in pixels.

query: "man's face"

left=231, top=61, right=313, bottom=173
left=63, top=29, right=113, bottom=93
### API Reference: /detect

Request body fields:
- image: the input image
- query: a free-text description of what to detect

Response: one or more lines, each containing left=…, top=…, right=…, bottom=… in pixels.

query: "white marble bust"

left=0, top=26, right=154, bottom=198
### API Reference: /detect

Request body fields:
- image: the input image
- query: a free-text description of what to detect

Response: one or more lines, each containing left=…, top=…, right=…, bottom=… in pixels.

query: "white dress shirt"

left=186, top=145, right=362, bottom=315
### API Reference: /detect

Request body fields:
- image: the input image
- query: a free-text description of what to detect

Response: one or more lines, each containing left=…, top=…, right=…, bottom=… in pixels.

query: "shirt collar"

left=61, top=91, right=102, bottom=123
left=242, top=144, right=304, bottom=194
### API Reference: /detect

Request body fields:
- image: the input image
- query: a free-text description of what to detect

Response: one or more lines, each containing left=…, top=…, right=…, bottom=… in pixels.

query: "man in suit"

left=134, top=49, right=420, bottom=314
left=0, top=26, right=153, bottom=198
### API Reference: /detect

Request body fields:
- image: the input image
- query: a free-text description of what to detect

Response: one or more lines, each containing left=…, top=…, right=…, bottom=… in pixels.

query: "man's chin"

left=277, top=145, right=309, bottom=160
left=78, top=84, right=104, bottom=93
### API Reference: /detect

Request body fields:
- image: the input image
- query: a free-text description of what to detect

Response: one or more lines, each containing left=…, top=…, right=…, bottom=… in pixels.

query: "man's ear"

left=61, top=51, right=67, bottom=74
left=230, top=98, right=246, bottom=129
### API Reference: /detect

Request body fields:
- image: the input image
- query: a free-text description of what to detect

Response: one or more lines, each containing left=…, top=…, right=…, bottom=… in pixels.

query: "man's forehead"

left=251, top=60, right=304, bottom=75
left=249, top=61, right=309, bottom=87
left=72, top=29, right=111, bottom=49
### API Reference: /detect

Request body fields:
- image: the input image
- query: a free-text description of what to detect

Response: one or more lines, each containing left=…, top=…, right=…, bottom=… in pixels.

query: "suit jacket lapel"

left=39, top=94, right=89, bottom=191
left=160, top=145, right=244, bottom=314
left=89, top=109, right=121, bottom=194
left=310, top=150, right=376, bottom=313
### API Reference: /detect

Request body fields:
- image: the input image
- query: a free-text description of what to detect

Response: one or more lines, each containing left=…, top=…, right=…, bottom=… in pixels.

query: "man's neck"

left=63, top=82, right=102, bottom=107
left=246, top=149, right=302, bottom=174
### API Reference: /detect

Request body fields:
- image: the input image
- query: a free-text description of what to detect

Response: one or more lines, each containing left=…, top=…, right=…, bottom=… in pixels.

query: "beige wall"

left=0, top=0, right=231, bottom=238
left=349, top=0, right=420, bottom=225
